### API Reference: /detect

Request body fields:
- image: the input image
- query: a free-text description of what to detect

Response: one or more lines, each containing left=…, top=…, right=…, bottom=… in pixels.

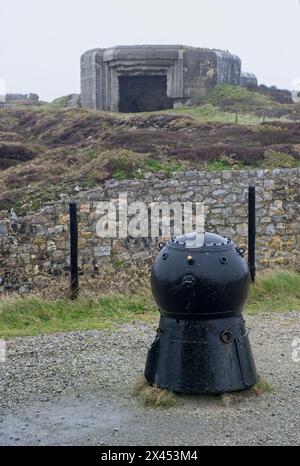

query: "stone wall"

left=6, top=93, right=39, bottom=103
left=0, top=93, right=40, bottom=109
left=0, top=168, right=299, bottom=293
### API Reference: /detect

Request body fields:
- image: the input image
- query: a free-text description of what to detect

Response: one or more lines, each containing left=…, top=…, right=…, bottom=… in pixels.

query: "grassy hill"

left=0, top=85, right=300, bottom=215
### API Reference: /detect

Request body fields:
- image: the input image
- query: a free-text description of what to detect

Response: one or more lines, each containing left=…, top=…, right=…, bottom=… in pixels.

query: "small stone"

left=236, top=223, right=247, bottom=236
left=264, top=179, right=276, bottom=190
left=0, top=221, right=8, bottom=236
left=224, top=194, right=237, bottom=204
left=47, top=241, right=57, bottom=251
left=266, top=224, right=276, bottom=236
left=93, top=246, right=111, bottom=257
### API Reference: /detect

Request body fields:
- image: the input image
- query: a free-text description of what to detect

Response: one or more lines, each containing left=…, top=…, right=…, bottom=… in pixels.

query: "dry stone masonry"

left=0, top=168, right=299, bottom=293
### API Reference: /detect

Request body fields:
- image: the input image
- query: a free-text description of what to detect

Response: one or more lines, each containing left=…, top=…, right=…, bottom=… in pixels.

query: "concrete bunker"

left=81, top=45, right=243, bottom=112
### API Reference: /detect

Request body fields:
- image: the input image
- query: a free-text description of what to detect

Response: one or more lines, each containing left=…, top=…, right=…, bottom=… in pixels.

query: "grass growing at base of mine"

left=133, top=375, right=180, bottom=408
left=251, top=377, right=275, bottom=396
left=0, top=270, right=299, bottom=338
left=132, top=374, right=274, bottom=409
left=220, top=377, right=275, bottom=407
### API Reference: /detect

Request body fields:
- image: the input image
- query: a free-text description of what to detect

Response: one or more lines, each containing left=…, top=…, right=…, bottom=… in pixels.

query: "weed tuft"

left=133, top=375, right=180, bottom=408
left=220, top=376, right=275, bottom=406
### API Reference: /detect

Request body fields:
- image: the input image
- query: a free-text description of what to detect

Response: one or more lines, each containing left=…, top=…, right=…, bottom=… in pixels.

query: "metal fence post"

left=69, top=203, right=79, bottom=299
left=248, top=187, right=256, bottom=283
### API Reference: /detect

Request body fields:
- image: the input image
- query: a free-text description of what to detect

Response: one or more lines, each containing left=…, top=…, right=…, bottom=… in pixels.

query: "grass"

left=205, top=154, right=245, bottom=171
left=220, top=377, right=275, bottom=407
left=0, top=270, right=299, bottom=338
left=167, top=103, right=267, bottom=125
left=167, top=103, right=294, bottom=126
left=251, top=377, right=275, bottom=396
left=165, top=83, right=300, bottom=125
left=0, top=293, right=157, bottom=338
left=133, top=374, right=274, bottom=409
left=263, top=149, right=299, bottom=169
left=133, top=375, right=180, bottom=408
left=203, top=84, right=274, bottom=107
left=144, top=157, right=187, bottom=175
left=161, top=84, right=295, bottom=125
left=245, top=269, right=300, bottom=314
left=43, top=94, right=80, bottom=109
left=111, top=155, right=187, bottom=180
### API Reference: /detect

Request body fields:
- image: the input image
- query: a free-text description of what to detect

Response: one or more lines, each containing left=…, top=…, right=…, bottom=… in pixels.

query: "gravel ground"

left=0, top=312, right=299, bottom=446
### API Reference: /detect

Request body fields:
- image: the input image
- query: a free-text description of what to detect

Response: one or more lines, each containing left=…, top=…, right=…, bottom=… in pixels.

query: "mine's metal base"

left=145, top=316, right=258, bottom=394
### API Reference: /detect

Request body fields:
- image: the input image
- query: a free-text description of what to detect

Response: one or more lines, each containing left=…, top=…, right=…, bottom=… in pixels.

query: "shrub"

left=264, top=149, right=297, bottom=168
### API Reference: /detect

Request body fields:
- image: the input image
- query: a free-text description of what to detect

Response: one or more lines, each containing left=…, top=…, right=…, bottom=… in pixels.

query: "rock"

left=93, top=246, right=111, bottom=257
left=0, top=221, right=7, bottom=236
left=266, top=224, right=276, bottom=236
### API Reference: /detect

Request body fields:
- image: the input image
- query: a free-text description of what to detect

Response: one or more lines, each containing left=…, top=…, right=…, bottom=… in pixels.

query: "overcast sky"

left=1, top=0, right=299, bottom=101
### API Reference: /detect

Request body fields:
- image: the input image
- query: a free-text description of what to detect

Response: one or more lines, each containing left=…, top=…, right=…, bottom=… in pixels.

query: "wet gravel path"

left=0, top=312, right=299, bottom=446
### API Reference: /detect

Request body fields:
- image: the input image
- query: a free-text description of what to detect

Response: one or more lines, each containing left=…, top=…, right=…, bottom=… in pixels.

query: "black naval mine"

left=144, top=231, right=258, bottom=394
